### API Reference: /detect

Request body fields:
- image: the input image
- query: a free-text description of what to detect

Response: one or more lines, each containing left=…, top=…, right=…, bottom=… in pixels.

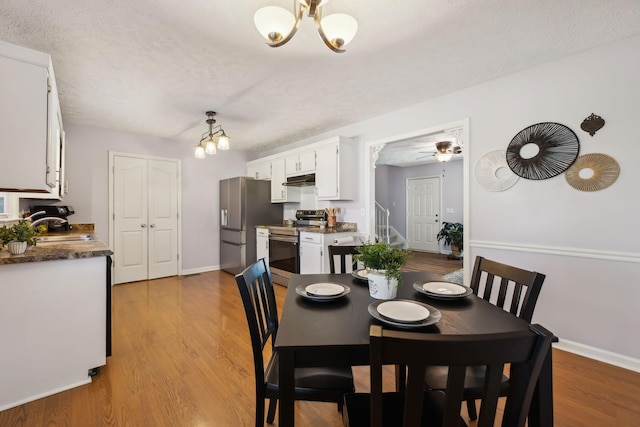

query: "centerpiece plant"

left=354, top=241, right=411, bottom=299
left=0, top=219, right=45, bottom=254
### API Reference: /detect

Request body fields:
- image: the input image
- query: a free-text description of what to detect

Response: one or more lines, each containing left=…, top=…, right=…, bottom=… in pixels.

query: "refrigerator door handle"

left=221, top=209, right=227, bottom=226
left=221, top=240, right=243, bottom=246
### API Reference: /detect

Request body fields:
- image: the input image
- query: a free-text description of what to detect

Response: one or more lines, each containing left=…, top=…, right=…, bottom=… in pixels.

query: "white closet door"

left=148, top=159, right=178, bottom=280
left=114, top=156, right=148, bottom=284
left=406, top=176, right=441, bottom=252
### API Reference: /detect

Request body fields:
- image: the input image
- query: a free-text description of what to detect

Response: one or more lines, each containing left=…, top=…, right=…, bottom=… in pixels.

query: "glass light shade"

left=194, top=145, right=206, bottom=159
left=217, top=135, right=230, bottom=151
left=205, top=139, right=217, bottom=155
left=297, top=0, right=332, bottom=6
left=321, top=13, right=358, bottom=46
left=254, top=6, right=295, bottom=41
left=436, top=152, right=453, bottom=162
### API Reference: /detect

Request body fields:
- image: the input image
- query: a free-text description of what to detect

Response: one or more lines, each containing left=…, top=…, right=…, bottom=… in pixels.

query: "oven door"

left=268, top=234, right=299, bottom=275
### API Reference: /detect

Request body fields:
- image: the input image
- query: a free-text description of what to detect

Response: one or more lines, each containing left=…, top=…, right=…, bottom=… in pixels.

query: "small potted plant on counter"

left=354, top=241, right=412, bottom=299
left=436, top=222, right=463, bottom=259
left=0, top=219, right=44, bottom=255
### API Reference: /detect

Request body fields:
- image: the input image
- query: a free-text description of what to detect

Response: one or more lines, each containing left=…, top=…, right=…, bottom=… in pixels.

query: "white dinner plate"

left=305, top=282, right=345, bottom=297
left=368, top=300, right=441, bottom=329
left=376, top=300, right=430, bottom=323
left=351, top=269, right=368, bottom=281
left=412, top=281, right=473, bottom=300
left=295, top=284, right=350, bottom=302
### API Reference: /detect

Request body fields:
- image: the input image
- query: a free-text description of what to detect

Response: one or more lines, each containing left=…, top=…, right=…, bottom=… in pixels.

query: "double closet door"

left=112, top=155, right=179, bottom=284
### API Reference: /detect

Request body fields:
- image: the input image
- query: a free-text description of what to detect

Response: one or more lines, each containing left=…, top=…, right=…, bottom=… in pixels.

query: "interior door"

left=148, top=160, right=178, bottom=280
left=406, top=176, right=440, bottom=252
left=114, top=156, right=148, bottom=284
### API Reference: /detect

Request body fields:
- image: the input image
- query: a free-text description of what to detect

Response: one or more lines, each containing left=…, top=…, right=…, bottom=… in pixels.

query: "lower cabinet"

left=299, top=231, right=357, bottom=274
left=256, top=228, right=269, bottom=263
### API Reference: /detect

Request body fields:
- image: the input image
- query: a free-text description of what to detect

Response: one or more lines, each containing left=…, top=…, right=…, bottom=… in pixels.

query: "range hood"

left=283, top=173, right=316, bottom=187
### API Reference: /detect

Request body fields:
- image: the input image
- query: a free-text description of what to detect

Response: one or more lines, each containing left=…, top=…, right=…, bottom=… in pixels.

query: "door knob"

left=150, top=224, right=156, bottom=228
left=141, top=224, right=147, bottom=228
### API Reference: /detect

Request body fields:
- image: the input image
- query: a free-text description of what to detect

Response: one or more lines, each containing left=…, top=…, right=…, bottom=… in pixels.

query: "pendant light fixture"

left=194, top=111, right=231, bottom=159
left=254, top=0, right=357, bottom=53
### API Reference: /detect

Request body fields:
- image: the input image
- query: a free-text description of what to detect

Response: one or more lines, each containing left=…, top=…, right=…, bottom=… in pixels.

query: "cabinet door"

left=271, top=158, right=287, bottom=202
left=285, top=154, right=299, bottom=176
left=256, top=231, right=269, bottom=262
left=299, top=150, right=316, bottom=174
left=316, top=144, right=339, bottom=199
left=0, top=55, right=48, bottom=192
left=247, top=161, right=271, bottom=180
left=300, top=241, right=323, bottom=274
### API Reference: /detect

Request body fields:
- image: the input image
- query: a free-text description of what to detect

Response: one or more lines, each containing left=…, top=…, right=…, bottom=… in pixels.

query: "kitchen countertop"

left=256, top=222, right=357, bottom=234
left=0, top=226, right=112, bottom=265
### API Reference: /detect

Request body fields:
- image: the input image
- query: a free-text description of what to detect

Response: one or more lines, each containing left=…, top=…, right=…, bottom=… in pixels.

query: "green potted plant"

left=436, top=222, right=463, bottom=259
left=0, top=219, right=44, bottom=255
left=354, top=241, right=412, bottom=299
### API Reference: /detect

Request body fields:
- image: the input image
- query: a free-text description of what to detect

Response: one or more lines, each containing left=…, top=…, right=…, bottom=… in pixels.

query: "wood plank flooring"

left=1, top=269, right=639, bottom=426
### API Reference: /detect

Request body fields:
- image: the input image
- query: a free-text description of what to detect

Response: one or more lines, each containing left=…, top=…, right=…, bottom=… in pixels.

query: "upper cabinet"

left=316, top=137, right=356, bottom=200
left=0, top=41, right=65, bottom=199
left=270, top=157, right=300, bottom=203
left=246, top=159, right=271, bottom=180
left=285, top=149, right=316, bottom=176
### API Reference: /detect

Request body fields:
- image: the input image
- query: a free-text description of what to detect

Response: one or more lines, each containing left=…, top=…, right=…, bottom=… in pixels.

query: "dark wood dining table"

left=275, top=271, right=554, bottom=427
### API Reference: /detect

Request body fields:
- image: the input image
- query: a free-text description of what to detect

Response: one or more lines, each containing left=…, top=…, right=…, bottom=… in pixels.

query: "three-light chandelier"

left=194, top=111, right=231, bottom=159
left=254, top=0, right=358, bottom=53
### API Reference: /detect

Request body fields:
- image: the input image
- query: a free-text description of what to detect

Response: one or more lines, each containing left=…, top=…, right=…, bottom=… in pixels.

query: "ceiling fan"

left=417, top=141, right=462, bottom=162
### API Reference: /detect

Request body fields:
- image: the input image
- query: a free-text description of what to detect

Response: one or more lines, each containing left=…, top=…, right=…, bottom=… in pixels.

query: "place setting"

left=295, top=282, right=350, bottom=302
left=351, top=268, right=369, bottom=283
left=412, top=281, right=473, bottom=300
left=368, top=299, right=441, bottom=329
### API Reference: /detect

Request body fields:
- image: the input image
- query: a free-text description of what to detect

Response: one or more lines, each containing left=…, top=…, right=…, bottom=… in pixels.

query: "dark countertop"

left=256, top=222, right=357, bottom=234
left=0, top=227, right=112, bottom=265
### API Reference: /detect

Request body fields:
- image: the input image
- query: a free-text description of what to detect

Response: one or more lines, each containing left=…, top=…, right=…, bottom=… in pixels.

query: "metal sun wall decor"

left=580, top=113, right=605, bottom=136
left=565, top=153, right=620, bottom=192
left=506, top=122, right=580, bottom=180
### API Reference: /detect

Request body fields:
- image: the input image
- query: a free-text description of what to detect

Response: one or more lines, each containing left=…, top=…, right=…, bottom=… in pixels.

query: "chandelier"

left=194, top=111, right=231, bottom=159
left=435, top=141, right=462, bottom=162
left=254, top=0, right=358, bottom=53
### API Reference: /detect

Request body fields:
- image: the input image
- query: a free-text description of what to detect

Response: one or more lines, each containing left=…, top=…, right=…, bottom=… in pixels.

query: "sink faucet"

left=30, top=217, right=68, bottom=228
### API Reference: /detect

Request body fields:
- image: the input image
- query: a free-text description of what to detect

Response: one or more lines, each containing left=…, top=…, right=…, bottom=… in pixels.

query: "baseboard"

left=0, top=378, right=91, bottom=412
left=554, top=338, right=640, bottom=373
left=181, top=265, right=220, bottom=276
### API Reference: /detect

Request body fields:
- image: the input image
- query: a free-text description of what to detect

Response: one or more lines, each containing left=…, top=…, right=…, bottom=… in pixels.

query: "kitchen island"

left=0, top=231, right=113, bottom=411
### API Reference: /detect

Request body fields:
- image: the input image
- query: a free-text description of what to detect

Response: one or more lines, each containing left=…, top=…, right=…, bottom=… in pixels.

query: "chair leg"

left=337, top=400, right=344, bottom=412
left=266, top=398, right=278, bottom=424
left=466, top=398, right=478, bottom=420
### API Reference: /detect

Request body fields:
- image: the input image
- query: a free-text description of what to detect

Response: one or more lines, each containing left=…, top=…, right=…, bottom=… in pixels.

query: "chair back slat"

left=328, top=245, right=359, bottom=274
left=470, top=256, right=546, bottom=322
left=368, top=324, right=553, bottom=427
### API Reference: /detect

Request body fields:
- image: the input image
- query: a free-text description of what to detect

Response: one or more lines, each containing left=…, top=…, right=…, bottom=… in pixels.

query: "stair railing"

left=375, top=201, right=390, bottom=244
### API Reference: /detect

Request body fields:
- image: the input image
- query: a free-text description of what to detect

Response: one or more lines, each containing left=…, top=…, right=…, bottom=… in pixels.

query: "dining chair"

left=328, top=245, right=359, bottom=274
left=235, top=258, right=355, bottom=427
left=343, top=324, right=553, bottom=427
left=426, top=255, right=547, bottom=420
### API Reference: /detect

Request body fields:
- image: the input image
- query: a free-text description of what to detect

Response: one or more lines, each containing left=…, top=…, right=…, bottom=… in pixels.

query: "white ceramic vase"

left=367, top=269, right=398, bottom=300
left=8, top=241, right=27, bottom=255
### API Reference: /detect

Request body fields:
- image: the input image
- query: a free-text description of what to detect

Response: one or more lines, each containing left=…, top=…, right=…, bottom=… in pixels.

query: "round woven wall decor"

left=565, top=153, right=620, bottom=192
left=475, top=150, right=519, bottom=191
left=506, top=122, right=580, bottom=180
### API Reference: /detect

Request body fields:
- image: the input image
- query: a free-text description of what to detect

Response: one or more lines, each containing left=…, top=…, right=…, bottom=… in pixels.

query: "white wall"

left=259, top=35, right=640, bottom=363
left=62, top=123, right=250, bottom=272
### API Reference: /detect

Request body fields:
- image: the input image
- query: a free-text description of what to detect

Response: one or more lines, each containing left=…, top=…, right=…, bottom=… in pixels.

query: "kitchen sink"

left=36, top=234, right=95, bottom=243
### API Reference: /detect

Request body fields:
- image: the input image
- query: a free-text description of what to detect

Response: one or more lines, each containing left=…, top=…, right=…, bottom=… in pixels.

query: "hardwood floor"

left=1, top=270, right=639, bottom=426
left=402, top=250, right=463, bottom=275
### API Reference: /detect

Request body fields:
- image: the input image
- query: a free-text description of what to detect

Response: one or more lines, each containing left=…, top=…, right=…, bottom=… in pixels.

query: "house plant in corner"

left=436, top=222, right=463, bottom=259
left=0, top=219, right=43, bottom=255
left=354, top=241, right=412, bottom=299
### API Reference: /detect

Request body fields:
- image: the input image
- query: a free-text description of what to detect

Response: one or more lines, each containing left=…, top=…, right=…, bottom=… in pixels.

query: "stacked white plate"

left=295, top=282, right=350, bottom=301
left=412, top=281, right=473, bottom=299
left=368, top=299, right=441, bottom=329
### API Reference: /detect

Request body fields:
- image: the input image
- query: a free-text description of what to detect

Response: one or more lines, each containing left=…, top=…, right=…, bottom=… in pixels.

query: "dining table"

left=274, top=271, right=554, bottom=427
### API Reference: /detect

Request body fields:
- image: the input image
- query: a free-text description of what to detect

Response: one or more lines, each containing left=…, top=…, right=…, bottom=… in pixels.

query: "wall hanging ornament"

left=506, top=122, right=580, bottom=180
left=565, top=153, right=620, bottom=192
left=580, top=113, right=605, bottom=136
left=475, top=150, right=519, bottom=191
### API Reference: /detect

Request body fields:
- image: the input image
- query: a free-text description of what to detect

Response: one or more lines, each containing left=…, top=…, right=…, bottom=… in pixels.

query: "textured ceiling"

left=1, top=0, right=640, bottom=155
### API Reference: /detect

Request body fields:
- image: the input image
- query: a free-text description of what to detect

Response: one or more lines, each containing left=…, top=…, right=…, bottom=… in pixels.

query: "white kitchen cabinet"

left=285, top=149, right=316, bottom=176
left=256, top=227, right=269, bottom=262
left=315, top=138, right=357, bottom=200
left=246, top=159, right=271, bottom=180
left=299, top=231, right=357, bottom=274
left=0, top=40, right=65, bottom=199
left=270, top=157, right=300, bottom=203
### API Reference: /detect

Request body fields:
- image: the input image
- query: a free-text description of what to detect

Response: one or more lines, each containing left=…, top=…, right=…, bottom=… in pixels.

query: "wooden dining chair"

left=343, top=324, right=553, bottom=427
left=426, top=255, right=547, bottom=420
left=328, top=245, right=359, bottom=274
left=235, top=259, right=355, bottom=427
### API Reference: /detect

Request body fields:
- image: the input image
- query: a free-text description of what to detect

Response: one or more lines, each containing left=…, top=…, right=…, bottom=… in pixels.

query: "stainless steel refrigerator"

left=220, top=177, right=282, bottom=275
